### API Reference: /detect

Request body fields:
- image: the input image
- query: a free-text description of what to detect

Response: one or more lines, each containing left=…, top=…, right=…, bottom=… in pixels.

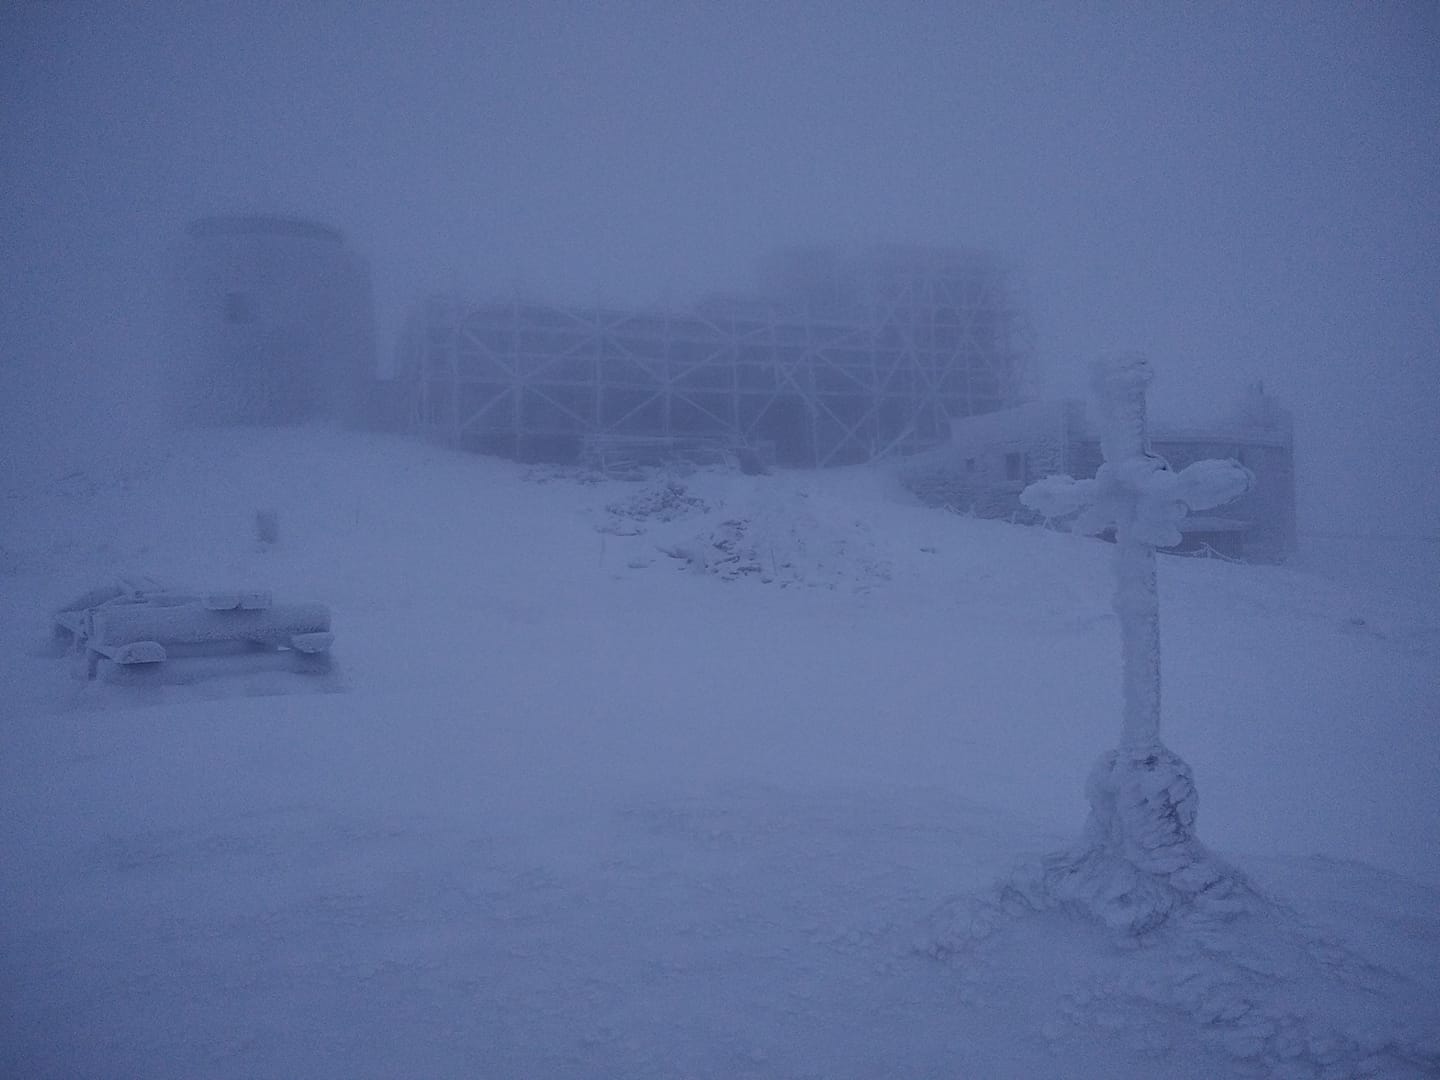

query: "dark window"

left=965, top=457, right=976, bottom=472
left=1004, top=451, right=1025, bottom=482
left=224, top=291, right=256, bottom=324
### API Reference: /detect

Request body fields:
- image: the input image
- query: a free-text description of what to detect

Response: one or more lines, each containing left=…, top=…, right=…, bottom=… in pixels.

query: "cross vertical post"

left=1091, top=355, right=1163, bottom=749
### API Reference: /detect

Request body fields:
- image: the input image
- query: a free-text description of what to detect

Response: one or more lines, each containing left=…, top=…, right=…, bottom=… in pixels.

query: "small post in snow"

left=1018, top=354, right=1256, bottom=933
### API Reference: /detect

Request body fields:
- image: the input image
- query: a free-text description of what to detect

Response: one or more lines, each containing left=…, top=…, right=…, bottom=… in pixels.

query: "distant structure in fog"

left=400, top=246, right=1028, bottom=467
left=169, top=215, right=375, bottom=426
left=903, top=383, right=1297, bottom=561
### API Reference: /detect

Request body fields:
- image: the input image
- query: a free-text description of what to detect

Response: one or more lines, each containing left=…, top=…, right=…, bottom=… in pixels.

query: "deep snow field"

left=2, top=426, right=1438, bottom=1079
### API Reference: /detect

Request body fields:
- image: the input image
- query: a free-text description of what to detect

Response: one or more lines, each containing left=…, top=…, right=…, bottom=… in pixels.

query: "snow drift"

left=1, top=427, right=1437, bottom=1079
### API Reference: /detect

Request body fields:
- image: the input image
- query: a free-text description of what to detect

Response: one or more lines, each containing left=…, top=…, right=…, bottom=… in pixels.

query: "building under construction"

left=401, top=246, right=1029, bottom=468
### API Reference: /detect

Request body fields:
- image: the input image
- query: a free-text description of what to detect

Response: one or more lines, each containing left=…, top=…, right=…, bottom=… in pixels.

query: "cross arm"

left=1022, top=456, right=1255, bottom=547
left=1019, top=474, right=1097, bottom=520
left=1172, top=458, right=1254, bottom=512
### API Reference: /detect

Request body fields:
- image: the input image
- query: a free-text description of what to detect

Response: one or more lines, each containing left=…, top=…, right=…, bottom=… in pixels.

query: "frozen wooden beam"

left=89, top=602, right=330, bottom=652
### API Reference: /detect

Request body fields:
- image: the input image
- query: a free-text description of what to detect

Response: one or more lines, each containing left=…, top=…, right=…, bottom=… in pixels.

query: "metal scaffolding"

left=402, top=246, right=1028, bottom=467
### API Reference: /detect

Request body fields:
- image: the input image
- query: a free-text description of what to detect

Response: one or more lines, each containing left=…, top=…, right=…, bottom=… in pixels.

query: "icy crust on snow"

left=927, top=880, right=1440, bottom=1080
left=922, top=737, right=1439, bottom=1078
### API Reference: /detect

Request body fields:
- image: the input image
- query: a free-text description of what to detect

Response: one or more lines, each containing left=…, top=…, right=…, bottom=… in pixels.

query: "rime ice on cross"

left=1022, top=354, right=1252, bottom=749
left=1017, top=355, right=1256, bottom=934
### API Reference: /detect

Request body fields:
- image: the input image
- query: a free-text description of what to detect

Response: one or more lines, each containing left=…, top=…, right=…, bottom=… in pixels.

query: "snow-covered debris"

left=602, top=474, right=710, bottom=527
left=585, top=468, right=893, bottom=589
left=658, top=476, right=892, bottom=589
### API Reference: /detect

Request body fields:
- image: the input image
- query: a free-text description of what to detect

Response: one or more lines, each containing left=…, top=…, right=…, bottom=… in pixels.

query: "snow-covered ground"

left=2, top=427, right=1437, bottom=1079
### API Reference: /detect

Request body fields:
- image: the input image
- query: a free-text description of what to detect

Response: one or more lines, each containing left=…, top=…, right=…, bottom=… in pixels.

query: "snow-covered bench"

left=55, top=579, right=333, bottom=679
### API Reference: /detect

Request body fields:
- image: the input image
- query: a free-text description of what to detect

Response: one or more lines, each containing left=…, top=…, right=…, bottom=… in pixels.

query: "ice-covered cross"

left=1021, top=355, right=1253, bottom=749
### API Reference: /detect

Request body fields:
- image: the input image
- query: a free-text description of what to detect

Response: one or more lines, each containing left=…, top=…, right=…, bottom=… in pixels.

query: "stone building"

left=169, top=215, right=376, bottom=427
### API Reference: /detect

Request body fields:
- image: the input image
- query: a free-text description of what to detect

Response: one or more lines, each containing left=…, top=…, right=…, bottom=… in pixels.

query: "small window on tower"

left=223, top=291, right=255, bottom=324
left=1004, top=451, right=1025, bottom=482
left=965, top=457, right=976, bottom=473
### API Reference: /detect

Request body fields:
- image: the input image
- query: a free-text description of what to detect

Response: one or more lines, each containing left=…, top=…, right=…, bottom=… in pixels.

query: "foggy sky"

left=3, top=2, right=1437, bottom=535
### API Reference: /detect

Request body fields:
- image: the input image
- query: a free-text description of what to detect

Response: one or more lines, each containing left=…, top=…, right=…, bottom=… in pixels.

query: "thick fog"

left=5, top=9, right=1440, bottom=1075
left=3, top=3, right=1436, bottom=534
